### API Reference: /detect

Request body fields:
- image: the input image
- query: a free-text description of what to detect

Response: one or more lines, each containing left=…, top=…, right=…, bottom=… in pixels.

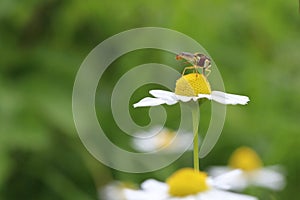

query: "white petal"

left=208, top=166, right=231, bottom=177
left=149, top=90, right=178, bottom=105
left=123, top=189, right=153, bottom=200
left=131, top=128, right=162, bottom=152
left=124, top=180, right=168, bottom=200
left=133, top=97, right=167, bottom=108
left=99, top=181, right=125, bottom=200
left=175, top=95, right=199, bottom=102
left=131, top=136, right=158, bottom=152
left=198, top=189, right=258, bottom=200
left=165, top=99, right=179, bottom=105
left=211, top=91, right=250, bottom=105
left=208, top=167, right=248, bottom=191
left=250, top=168, right=286, bottom=190
left=197, top=94, right=212, bottom=100
left=132, top=127, right=193, bottom=153
left=170, top=196, right=196, bottom=200
left=149, top=90, right=176, bottom=99
left=141, top=179, right=168, bottom=193
left=211, top=169, right=247, bottom=190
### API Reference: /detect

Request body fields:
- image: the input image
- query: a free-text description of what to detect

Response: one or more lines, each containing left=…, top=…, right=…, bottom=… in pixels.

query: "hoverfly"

left=176, top=52, right=211, bottom=77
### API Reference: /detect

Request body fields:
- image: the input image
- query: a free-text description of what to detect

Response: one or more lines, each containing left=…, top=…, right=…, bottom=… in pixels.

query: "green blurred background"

left=1, top=0, right=299, bottom=199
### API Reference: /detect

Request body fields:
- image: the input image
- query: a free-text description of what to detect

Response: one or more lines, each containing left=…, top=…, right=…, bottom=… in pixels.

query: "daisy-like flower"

left=133, top=73, right=249, bottom=108
left=124, top=168, right=258, bottom=200
left=132, top=126, right=194, bottom=153
left=134, top=53, right=250, bottom=172
left=208, top=146, right=286, bottom=191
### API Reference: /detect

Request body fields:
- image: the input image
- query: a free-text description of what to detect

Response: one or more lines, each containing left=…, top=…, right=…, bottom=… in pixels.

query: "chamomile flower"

left=208, top=146, right=286, bottom=191
left=133, top=73, right=249, bottom=108
left=132, top=126, right=194, bottom=153
left=134, top=54, right=250, bottom=172
left=124, top=168, right=258, bottom=200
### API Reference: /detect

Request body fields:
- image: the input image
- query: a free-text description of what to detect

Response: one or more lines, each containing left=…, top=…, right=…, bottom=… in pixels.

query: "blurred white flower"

left=124, top=168, right=258, bottom=200
left=132, top=126, right=194, bottom=153
left=133, top=73, right=249, bottom=108
left=208, top=146, right=286, bottom=191
left=99, top=181, right=135, bottom=200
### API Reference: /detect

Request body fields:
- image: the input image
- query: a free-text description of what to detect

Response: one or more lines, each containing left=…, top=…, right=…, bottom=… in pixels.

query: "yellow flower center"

left=166, top=168, right=209, bottom=197
left=175, top=73, right=211, bottom=96
left=228, top=146, right=263, bottom=171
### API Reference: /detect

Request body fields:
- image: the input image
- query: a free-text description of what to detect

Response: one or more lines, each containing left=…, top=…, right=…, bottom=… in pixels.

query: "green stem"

left=191, top=105, right=200, bottom=171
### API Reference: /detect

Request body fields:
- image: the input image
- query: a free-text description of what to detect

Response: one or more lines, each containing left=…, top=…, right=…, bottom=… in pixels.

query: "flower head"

left=209, top=146, right=286, bottom=191
left=133, top=73, right=249, bottom=108
left=124, top=168, right=258, bottom=200
left=175, top=73, right=211, bottom=96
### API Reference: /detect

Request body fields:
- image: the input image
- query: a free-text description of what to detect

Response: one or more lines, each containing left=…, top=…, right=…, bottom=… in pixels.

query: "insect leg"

left=182, top=66, right=196, bottom=76
left=205, top=69, right=211, bottom=77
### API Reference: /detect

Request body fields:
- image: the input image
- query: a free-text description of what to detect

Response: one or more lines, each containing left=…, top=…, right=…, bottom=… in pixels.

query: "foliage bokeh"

left=1, top=0, right=299, bottom=199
